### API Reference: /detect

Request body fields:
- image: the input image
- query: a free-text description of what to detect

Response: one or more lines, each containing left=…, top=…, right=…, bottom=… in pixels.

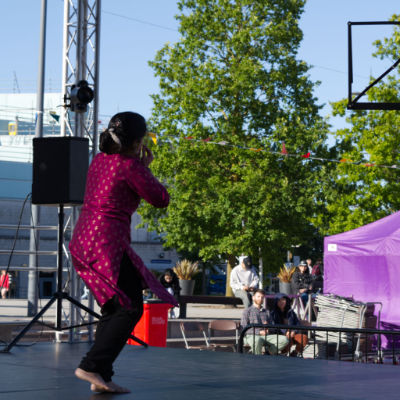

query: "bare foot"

left=75, top=368, right=110, bottom=392
left=106, top=381, right=131, bottom=393
left=90, top=381, right=130, bottom=393
left=90, top=384, right=107, bottom=393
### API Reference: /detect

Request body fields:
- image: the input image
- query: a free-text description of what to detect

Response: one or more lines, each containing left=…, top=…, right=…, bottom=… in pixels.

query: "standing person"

left=292, top=260, right=313, bottom=305
left=311, top=258, right=323, bottom=294
left=0, top=270, right=10, bottom=299
left=268, top=293, right=308, bottom=356
left=240, top=290, right=288, bottom=355
left=230, top=256, right=259, bottom=308
left=311, top=258, right=323, bottom=278
left=306, top=258, right=313, bottom=275
left=159, top=268, right=181, bottom=318
left=69, top=112, right=178, bottom=393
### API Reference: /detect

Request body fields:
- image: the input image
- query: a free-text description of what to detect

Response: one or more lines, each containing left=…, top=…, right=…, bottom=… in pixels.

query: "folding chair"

left=208, top=320, right=239, bottom=352
left=179, top=321, right=212, bottom=350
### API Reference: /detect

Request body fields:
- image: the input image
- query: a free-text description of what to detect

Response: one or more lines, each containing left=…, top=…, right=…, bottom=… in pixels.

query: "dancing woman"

left=69, top=112, right=177, bottom=393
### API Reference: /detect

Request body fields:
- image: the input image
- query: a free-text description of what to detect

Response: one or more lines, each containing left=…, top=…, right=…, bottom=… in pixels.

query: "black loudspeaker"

left=32, top=137, right=89, bottom=205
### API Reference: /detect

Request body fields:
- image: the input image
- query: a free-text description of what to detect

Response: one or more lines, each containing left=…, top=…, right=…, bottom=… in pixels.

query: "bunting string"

left=178, top=136, right=400, bottom=170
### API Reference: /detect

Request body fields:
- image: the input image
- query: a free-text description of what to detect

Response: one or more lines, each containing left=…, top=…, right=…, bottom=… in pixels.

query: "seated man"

left=230, top=256, right=259, bottom=308
left=240, top=289, right=289, bottom=355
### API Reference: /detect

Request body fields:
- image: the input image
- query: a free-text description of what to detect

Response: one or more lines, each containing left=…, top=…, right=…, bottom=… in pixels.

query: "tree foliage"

left=318, top=15, right=400, bottom=235
left=139, top=0, right=329, bottom=274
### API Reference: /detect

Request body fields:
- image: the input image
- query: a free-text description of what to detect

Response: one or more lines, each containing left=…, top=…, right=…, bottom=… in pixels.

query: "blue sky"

left=1, top=0, right=399, bottom=130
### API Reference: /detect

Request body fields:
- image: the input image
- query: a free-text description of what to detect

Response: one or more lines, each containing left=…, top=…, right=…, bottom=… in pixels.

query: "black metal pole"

left=348, top=22, right=353, bottom=106
left=56, top=204, right=64, bottom=330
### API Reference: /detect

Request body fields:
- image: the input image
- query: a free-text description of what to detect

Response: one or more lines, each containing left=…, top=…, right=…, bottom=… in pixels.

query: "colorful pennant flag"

left=147, top=132, right=157, bottom=145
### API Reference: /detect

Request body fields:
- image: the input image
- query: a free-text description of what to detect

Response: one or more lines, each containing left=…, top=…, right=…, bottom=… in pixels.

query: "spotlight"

left=70, top=80, right=94, bottom=113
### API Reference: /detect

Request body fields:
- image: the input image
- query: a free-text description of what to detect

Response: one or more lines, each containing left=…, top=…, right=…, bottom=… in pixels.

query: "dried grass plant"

left=277, top=264, right=296, bottom=283
left=173, top=259, right=200, bottom=280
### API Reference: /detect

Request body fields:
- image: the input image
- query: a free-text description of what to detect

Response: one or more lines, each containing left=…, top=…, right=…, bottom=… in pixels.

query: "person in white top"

left=230, top=256, right=259, bottom=308
left=306, top=258, right=313, bottom=275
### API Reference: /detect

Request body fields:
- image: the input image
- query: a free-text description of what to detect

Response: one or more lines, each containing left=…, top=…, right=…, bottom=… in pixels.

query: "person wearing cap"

left=292, top=260, right=313, bottom=305
left=230, top=255, right=259, bottom=308
left=241, top=289, right=289, bottom=355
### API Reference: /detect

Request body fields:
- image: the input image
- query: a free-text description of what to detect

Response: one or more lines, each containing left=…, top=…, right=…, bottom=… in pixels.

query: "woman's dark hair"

left=275, top=295, right=291, bottom=317
left=99, top=111, right=147, bottom=154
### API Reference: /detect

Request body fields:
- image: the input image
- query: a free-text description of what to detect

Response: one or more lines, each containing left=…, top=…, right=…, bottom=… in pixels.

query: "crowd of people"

left=231, top=255, right=322, bottom=355
left=146, top=255, right=321, bottom=356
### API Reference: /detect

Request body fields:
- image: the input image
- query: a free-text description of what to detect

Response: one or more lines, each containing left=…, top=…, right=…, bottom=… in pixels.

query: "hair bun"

left=99, top=129, right=115, bottom=154
left=100, top=112, right=147, bottom=154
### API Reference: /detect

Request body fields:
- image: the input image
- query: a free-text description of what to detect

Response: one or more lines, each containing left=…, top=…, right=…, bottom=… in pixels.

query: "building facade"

left=0, top=93, right=178, bottom=298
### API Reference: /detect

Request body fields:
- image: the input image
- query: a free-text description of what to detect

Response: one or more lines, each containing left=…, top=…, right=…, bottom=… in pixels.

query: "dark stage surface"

left=0, top=342, right=399, bottom=400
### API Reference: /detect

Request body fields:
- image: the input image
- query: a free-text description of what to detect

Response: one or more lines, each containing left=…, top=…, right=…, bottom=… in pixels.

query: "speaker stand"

left=2, top=204, right=147, bottom=352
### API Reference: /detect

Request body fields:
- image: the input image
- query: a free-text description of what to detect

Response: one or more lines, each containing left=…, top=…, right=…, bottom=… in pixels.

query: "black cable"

left=0, top=193, right=45, bottom=349
left=0, top=192, right=31, bottom=290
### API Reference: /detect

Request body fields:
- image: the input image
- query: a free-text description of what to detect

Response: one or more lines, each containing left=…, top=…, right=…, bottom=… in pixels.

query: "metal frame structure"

left=60, top=0, right=101, bottom=153
left=0, top=0, right=107, bottom=350
left=25, top=0, right=101, bottom=343
left=59, top=0, right=101, bottom=342
left=347, top=21, right=400, bottom=110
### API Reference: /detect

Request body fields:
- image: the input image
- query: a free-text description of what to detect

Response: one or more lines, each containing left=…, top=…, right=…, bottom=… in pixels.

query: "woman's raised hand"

left=140, top=145, right=154, bottom=167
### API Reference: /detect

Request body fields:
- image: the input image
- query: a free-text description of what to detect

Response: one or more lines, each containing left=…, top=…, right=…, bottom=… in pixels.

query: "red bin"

left=127, top=300, right=172, bottom=347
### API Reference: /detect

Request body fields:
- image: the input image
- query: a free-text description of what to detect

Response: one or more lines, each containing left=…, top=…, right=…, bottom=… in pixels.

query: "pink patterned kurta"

left=69, top=152, right=178, bottom=309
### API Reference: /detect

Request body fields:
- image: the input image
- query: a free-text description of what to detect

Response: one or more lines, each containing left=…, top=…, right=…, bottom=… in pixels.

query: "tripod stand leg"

left=2, top=296, right=58, bottom=353
left=128, top=333, right=148, bottom=347
left=64, top=294, right=100, bottom=318
left=64, top=294, right=148, bottom=348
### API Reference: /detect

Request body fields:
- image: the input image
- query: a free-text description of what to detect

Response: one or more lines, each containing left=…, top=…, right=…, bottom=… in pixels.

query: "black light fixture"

left=69, top=80, right=94, bottom=113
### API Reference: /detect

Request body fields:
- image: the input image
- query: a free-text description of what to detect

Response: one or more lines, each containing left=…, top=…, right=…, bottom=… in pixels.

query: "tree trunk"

left=225, top=254, right=236, bottom=297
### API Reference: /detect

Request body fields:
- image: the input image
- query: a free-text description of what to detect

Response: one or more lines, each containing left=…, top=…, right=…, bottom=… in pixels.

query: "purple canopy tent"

left=324, top=211, right=400, bottom=330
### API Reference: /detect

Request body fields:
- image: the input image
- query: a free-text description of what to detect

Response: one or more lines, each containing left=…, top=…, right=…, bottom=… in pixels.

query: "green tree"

left=139, top=0, right=329, bottom=294
left=320, top=15, right=400, bottom=235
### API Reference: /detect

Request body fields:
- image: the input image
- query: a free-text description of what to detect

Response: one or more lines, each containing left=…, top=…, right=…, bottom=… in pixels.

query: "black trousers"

left=78, top=253, right=144, bottom=382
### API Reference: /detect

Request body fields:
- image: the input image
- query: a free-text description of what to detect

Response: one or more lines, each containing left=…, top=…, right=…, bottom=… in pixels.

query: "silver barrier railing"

left=239, top=323, right=400, bottom=364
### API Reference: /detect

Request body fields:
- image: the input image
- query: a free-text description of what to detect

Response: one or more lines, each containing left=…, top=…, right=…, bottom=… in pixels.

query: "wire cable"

left=102, top=9, right=178, bottom=32
left=0, top=192, right=31, bottom=289
left=0, top=192, right=46, bottom=349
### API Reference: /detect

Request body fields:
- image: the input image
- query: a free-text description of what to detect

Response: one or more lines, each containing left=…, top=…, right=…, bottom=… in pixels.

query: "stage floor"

left=0, top=342, right=398, bottom=400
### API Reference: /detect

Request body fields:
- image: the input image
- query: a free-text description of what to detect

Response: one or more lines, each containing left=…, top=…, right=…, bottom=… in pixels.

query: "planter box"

left=279, top=281, right=292, bottom=295
left=179, top=279, right=195, bottom=296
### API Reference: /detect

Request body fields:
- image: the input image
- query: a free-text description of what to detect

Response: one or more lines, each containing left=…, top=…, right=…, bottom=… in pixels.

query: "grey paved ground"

left=0, top=298, right=243, bottom=323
